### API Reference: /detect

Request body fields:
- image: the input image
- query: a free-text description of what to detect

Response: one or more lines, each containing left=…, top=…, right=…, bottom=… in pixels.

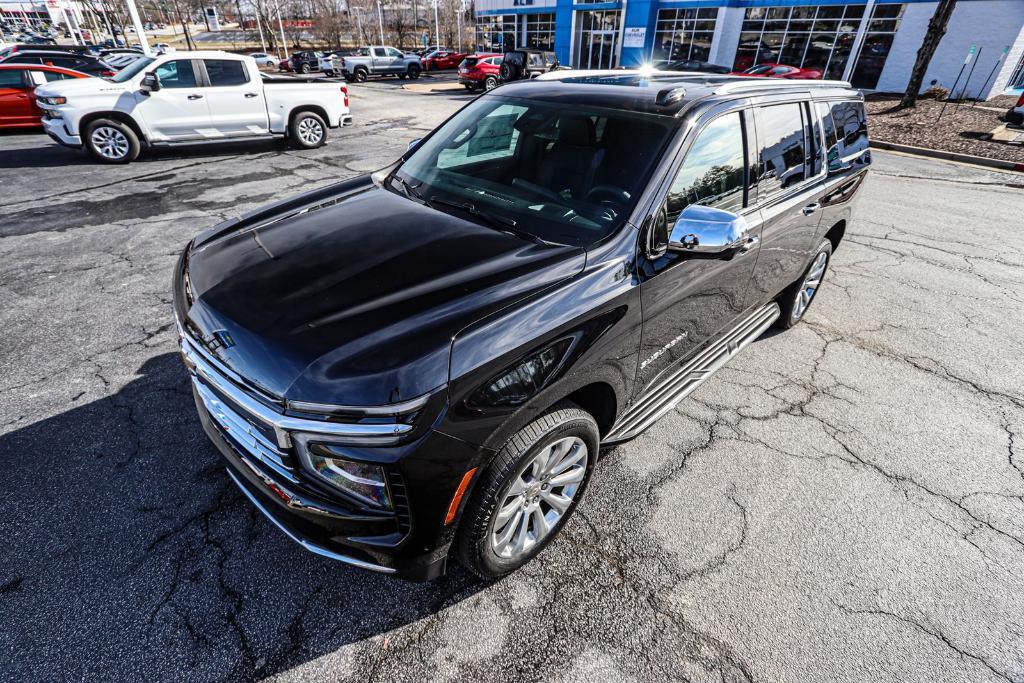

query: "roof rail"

left=712, top=78, right=853, bottom=95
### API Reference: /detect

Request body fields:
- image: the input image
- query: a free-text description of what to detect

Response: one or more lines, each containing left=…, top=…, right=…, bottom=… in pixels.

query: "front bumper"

left=174, top=253, right=488, bottom=580
left=42, top=116, right=81, bottom=148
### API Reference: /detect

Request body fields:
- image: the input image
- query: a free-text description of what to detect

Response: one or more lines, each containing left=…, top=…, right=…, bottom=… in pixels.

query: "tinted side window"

left=757, top=103, right=806, bottom=195
left=154, top=59, right=198, bottom=88
left=666, top=112, right=747, bottom=222
left=205, top=59, right=248, bottom=86
left=41, top=70, right=73, bottom=81
left=830, top=101, right=869, bottom=156
left=387, top=48, right=403, bottom=58
left=373, top=48, right=387, bottom=57
left=0, top=70, right=25, bottom=86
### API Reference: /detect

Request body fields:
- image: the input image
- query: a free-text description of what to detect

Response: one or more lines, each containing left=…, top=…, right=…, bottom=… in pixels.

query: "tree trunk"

left=900, top=0, right=957, bottom=108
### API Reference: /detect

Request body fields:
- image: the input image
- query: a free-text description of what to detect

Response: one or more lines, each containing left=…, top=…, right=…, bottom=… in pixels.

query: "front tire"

left=775, top=239, right=833, bottom=329
left=407, top=64, right=421, bottom=80
left=289, top=110, right=327, bottom=149
left=456, top=403, right=599, bottom=579
left=84, top=118, right=140, bottom=164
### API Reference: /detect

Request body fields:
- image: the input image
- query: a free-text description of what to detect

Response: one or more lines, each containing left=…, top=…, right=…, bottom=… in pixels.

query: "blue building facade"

left=472, top=0, right=1024, bottom=98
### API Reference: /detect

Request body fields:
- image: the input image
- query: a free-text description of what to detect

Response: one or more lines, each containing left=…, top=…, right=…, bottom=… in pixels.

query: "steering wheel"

left=586, top=185, right=631, bottom=206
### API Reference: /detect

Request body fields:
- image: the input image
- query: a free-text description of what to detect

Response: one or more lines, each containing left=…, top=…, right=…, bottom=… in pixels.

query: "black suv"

left=174, top=73, right=869, bottom=580
left=499, top=49, right=558, bottom=82
left=0, top=49, right=114, bottom=76
left=288, top=50, right=323, bottom=74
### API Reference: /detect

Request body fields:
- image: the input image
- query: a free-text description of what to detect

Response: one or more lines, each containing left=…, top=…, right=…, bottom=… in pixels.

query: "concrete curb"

left=870, top=140, right=1024, bottom=173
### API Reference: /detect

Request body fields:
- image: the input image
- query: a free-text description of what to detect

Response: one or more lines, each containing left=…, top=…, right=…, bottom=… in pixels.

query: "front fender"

left=440, top=246, right=643, bottom=452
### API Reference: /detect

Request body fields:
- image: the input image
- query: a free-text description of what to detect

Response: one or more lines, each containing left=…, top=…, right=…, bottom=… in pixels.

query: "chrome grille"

left=194, top=378, right=300, bottom=484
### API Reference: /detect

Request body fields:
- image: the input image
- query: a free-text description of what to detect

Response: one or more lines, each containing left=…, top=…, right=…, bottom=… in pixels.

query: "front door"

left=200, top=58, right=269, bottom=137
left=0, top=69, right=36, bottom=126
left=637, top=109, right=761, bottom=394
left=136, top=58, right=211, bottom=141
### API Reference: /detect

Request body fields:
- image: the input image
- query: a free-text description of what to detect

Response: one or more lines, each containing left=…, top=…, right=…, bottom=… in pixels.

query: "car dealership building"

left=473, top=0, right=1024, bottom=99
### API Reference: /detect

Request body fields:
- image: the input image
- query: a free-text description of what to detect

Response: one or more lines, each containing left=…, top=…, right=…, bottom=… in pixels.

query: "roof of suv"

left=501, top=70, right=857, bottom=116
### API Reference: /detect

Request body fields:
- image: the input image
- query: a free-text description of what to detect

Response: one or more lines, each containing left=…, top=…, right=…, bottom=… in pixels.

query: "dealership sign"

left=623, top=27, right=646, bottom=48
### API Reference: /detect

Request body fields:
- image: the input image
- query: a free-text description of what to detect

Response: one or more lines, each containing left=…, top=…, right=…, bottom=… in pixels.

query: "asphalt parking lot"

left=2, top=79, right=1024, bottom=682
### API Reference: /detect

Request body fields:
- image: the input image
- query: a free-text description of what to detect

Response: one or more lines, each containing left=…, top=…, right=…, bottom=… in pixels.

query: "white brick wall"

left=875, top=0, right=1024, bottom=99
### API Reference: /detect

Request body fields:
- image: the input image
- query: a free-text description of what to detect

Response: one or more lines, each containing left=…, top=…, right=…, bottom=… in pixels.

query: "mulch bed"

left=865, top=92, right=1024, bottom=164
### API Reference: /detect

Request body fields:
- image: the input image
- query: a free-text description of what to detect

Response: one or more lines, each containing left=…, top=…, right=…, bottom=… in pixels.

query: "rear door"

left=0, top=69, right=36, bottom=126
left=199, top=58, right=269, bottom=136
left=371, top=47, right=391, bottom=73
left=745, top=98, right=828, bottom=305
left=135, top=58, right=211, bottom=140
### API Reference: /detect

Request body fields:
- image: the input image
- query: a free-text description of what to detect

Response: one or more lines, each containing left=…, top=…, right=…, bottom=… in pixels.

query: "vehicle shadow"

left=0, top=130, right=295, bottom=169
left=0, top=352, right=486, bottom=679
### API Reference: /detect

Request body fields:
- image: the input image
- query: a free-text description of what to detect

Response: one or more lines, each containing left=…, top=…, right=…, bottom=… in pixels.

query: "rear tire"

left=484, top=75, right=498, bottom=91
left=354, top=67, right=368, bottom=82
left=84, top=118, right=140, bottom=164
left=775, top=239, right=833, bottom=329
left=289, top=110, right=327, bottom=149
left=456, top=402, right=599, bottom=579
left=299, top=63, right=311, bottom=74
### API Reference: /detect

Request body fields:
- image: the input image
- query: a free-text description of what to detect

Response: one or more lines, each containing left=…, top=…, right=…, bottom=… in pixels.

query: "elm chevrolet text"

left=174, top=72, right=870, bottom=580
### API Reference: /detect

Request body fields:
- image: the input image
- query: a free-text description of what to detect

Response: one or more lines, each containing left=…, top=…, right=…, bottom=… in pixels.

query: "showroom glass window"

left=665, top=112, right=747, bottom=222
left=733, top=4, right=904, bottom=86
left=574, top=10, right=623, bottom=69
left=652, top=8, right=718, bottom=63
left=525, top=13, right=555, bottom=51
left=476, top=15, right=517, bottom=52
left=756, top=103, right=807, bottom=196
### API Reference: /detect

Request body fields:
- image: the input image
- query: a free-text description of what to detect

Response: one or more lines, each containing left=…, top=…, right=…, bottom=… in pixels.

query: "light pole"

left=431, top=0, right=438, bottom=50
left=274, top=0, right=287, bottom=59
left=123, top=0, right=151, bottom=53
left=253, top=0, right=267, bottom=51
left=376, top=0, right=385, bottom=45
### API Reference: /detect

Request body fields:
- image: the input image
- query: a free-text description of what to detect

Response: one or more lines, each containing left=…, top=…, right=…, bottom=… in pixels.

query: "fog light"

left=300, top=440, right=392, bottom=509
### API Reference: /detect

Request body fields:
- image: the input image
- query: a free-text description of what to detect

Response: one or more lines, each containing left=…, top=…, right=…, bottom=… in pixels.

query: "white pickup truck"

left=36, top=50, right=353, bottom=163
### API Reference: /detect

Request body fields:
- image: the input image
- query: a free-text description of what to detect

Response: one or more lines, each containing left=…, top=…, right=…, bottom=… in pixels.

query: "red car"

left=421, top=50, right=467, bottom=72
left=0, top=63, right=90, bottom=129
left=731, top=63, right=822, bottom=80
left=457, top=53, right=502, bottom=92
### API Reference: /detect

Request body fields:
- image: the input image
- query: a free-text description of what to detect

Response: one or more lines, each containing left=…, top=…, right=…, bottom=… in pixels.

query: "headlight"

left=296, top=436, right=392, bottom=509
left=42, top=96, right=67, bottom=105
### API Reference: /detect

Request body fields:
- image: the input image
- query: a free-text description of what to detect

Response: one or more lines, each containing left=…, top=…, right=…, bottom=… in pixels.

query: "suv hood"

left=183, top=177, right=585, bottom=407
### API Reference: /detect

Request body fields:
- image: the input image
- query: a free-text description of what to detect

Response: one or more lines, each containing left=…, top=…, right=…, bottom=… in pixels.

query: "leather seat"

left=533, top=116, right=601, bottom=199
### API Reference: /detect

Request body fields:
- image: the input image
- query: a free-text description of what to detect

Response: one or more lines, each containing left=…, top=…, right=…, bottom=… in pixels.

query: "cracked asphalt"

left=2, top=79, right=1024, bottom=682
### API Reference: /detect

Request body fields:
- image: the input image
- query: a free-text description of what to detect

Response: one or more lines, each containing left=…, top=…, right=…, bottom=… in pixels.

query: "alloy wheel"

left=490, top=436, right=588, bottom=560
left=91, top=126, right=129, bottom=161
left=793, top=250, right=828, bottom=320
left=296, top=117, right=324, bottom=146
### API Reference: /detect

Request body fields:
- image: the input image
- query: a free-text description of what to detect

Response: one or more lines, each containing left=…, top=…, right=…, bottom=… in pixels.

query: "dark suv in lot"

left=174, top=72, right=869, bottom=580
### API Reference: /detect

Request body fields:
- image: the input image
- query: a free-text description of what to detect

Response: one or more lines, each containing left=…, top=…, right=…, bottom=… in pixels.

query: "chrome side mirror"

left=407, top=138, right=421, bottom=152
left=669, top=204, right=750, bottom=255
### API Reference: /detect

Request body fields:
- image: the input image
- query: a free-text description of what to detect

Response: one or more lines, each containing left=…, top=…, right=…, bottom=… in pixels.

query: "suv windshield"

left=110, top=55, right=154, bottom=81
left=394, top=96, right=675, bottom=247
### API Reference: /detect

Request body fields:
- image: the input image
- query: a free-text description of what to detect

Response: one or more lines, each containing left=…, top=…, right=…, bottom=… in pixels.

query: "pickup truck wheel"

left=407, top=64, right=421, bottom=80
left=84, top=118, right=140, bottom=164
left=290, top=111, right=327, bottom=149
left=775, top=239, right=833, bottom=329
left=484, top=75, right=498, bottom=91
left=353, top=67, right=368, bottom=82
left=456, top=402, right=598, bottom=579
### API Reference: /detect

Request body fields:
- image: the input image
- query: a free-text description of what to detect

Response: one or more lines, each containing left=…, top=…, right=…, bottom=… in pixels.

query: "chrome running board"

left=606, top=302, right=780, bottom=442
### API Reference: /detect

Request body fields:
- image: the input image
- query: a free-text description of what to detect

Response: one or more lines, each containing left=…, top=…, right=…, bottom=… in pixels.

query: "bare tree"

left=900, top=0, right=958, bottom=108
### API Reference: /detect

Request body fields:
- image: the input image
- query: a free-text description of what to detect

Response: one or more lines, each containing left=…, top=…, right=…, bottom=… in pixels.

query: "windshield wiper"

left=389, top=173, right=425, bottom=203
left=428, top=196, right=558, bottom=246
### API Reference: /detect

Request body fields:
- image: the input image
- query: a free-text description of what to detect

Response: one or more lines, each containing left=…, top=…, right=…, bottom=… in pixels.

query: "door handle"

left=801, top=203, right=820, bottom=216
left=187, top=94, right=204, bottom=100
left=244, top=92, right=259, bottom=98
